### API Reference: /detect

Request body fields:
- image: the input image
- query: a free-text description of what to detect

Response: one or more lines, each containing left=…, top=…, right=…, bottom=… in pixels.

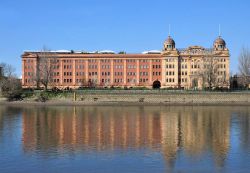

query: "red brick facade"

left=22, top=53, right=162, bottom=89
left=22, top=36, right=230, bottom=89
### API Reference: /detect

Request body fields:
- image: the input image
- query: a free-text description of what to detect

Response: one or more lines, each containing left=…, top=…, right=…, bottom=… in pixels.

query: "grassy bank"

left=0, top=89, right=250, bottom=106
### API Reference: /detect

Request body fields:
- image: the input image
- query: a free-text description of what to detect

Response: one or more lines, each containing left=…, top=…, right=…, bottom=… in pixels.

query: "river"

left=0, top=106, right=249, bottom=173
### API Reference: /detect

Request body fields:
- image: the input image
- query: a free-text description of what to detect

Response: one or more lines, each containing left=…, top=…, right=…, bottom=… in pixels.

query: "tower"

left=213, top=36, right=226, bottom=51
left=164, top=36, right=176, bottom=51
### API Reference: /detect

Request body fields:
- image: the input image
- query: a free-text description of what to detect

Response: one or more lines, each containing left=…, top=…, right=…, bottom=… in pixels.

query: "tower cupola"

left=214, top=36, right=226, bottom=50
left=164, top=36, right=175, bottom=51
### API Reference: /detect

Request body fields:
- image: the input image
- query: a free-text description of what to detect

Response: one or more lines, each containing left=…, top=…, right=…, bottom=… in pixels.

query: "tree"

left=0, top=63, right=21, bottom=99
left=79, top=76, right=87, bottom=87
left=130, top=77, right=137, bottom=87
left=32, top=47, right=58, bottom=91
left=200, top=52, right=219, bottom=90
left=0, top=63, right=15, bottom=78
left=204, top=58, right=218, bottom=89
left=118, top=51, right=126, bottom=54
left=104, top=78, right=110, bottom=87
left=91, top=74, right=98, bottom=88
left=238, top=47, right=250, bottom=87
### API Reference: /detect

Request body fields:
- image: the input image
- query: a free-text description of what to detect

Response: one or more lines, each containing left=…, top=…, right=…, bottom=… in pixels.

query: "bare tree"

left=104, top=78, right=110, bottom=87
left=91, top=74, right=98, bottom=88
left=0, top=63, right=21, bottom=99
left=200, top=54, right=219, bottom=90
left=0, top=63, right=16, bottom=78
left=38, top=56, right=52, bottom=91
left=32, top=47, right=58, bottom=91
left=238, top=47, right=250, bottom=87
left=80, top=76, right=87, bottom=87
left=130, top=77, right=137, bottom=87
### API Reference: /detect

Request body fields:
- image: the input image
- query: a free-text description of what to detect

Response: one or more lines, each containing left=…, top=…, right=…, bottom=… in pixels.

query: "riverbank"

left=1, top=91, right=250, bottom=106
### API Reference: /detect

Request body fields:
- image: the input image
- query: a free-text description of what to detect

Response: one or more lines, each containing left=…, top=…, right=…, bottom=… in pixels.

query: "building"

left=21, top=34, right=230, bottom=89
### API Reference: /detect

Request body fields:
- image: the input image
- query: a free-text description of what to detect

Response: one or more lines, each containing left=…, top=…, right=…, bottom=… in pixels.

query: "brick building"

left=22, top=35, right=230, bottom=89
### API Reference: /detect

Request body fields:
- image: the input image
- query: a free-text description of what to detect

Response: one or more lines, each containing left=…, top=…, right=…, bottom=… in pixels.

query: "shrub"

left=6, top=91, right=23, bottom=101
left=1, top=77, right=22, bottom=101
left=36, top=92, right=49, bottom=102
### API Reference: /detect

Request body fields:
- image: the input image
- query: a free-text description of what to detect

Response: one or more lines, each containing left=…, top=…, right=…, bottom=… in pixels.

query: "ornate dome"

left=165, top=36, right=175, bottom=45
left=213, top=36, right=226, bottom=50
left=214, top=36, right=226, bottom=46
left=164, top=36, right=175, bottom=51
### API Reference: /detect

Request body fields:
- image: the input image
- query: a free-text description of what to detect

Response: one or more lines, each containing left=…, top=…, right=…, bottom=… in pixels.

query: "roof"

left=164, top=36, right=175, bottom=45
left=142, top=50, right=161, bottom=54
left=214, top=36, right=226, bottom=45
left=22, top=51, right=162, bottom=59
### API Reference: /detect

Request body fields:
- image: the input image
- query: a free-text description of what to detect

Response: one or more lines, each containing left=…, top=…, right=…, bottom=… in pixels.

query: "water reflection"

left=1, top=105, right=250, bottom=172
left=0, top=106, right=22, bottom=139
left=18, top=106, right=250, bottom=168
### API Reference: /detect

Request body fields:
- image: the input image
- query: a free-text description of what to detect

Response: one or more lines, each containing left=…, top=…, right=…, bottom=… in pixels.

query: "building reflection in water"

left=21, top=106, right=249, bottom=168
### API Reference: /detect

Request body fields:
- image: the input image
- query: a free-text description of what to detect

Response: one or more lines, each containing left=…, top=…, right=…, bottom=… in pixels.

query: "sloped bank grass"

left=19, top=87, right=151, bottom=102
left=21, top=90, right=73, bottom=102
left=7, top=87, right=250, bottom=103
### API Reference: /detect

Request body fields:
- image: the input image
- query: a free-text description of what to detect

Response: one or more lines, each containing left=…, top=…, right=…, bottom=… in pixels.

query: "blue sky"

left=0, top=0, right=250, bottom=76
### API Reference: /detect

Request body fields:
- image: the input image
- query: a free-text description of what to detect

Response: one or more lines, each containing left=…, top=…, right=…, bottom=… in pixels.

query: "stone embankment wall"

left=71, top=91, right=250, bottom=105
left=1, top=91, right=250, bottom=106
